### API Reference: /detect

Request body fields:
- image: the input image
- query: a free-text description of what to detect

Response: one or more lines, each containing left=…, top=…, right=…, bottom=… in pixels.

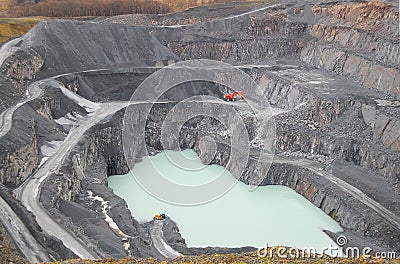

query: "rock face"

left=39, top=109, right=166, bottom=259
left=301, top=1, right=399, bottom=94
left=362, top=104, right=400, bottom=152
left=0, top=112, right=38, bottom=186
left=0, top=0, right=399, bottom=261
left=0, top=87, right=86, bottom=186
left=0, top=49, right=43, bottom=112
left=0, top=185, right=76, bottom=260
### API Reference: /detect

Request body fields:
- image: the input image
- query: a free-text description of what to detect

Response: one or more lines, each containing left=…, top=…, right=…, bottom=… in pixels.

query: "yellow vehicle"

left=154, top=213, right=166, bottom=220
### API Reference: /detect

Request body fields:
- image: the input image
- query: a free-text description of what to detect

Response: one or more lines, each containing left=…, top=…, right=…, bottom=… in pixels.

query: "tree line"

left=6, top=0, right=172, bottom=17
left=4, top=0, right=253, bottom=18
left=158, top=0, right=252, bottom=11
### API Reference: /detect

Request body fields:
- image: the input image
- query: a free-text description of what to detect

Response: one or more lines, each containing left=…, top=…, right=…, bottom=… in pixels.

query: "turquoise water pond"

left=108, top=149, right=342, bottom=250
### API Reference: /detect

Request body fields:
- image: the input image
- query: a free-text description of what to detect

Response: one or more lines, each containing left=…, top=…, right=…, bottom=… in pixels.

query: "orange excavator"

left=154, top=213, right=166, bottom=220
left=224, top=91, right=244, bottom=101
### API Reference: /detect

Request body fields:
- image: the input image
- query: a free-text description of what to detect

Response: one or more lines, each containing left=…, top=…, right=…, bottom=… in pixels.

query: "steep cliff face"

left=246, top=14, right=308, bottom=38
left=0, top=87, right=86, bottom=186
left=2, top=49, right=43, bottom=87
left=40, top=109, right=161, bottom=259
left=300, top=43, right=400, bottom=95
left=244, top=66, right=400, bottom=184
left=0, top=117, right=38, bottom=186
left=168, top=38, right=306, bottom=62
left=312, top=1, right=399, bottom=37
left=273, top=101, right=400, bottom=181
left=0, top=48, right=43, bottom=112
left=362, top=104, right=400, bottom=152
left=301, top=1, right=400, bottom=95
left=309, top=24, right=399, bottom=68
left=0, top=49, right=44, bottom=185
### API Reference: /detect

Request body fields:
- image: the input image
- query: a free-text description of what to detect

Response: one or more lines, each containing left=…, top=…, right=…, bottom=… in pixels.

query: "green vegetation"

left=1, top=0, right=256, bottom=17
left=8, top=0, right=170, bottom=18
left=39, top=250, right=400, bottom=264
left=0, top=16, right=44, bottom=44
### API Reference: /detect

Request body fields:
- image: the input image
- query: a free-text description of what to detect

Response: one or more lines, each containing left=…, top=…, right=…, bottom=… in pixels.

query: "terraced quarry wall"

left=0, top=0, right=398, bottom=262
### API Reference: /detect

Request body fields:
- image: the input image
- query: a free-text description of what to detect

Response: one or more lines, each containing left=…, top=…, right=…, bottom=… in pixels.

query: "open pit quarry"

left=0, top=0, right=399, bottom=262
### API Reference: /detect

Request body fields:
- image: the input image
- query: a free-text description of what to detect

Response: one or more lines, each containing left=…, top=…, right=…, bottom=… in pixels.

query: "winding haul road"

left=158, top=3, right=282, bottom=28
left=0, top=38, right=20, bottom=67
left=0, top=38, right=40, bottom=137
left=15, top=101, right=131, bottom=259
left=0, top=195, right=50, bottom=262
left=150, top=220, right=181, bottom=259
left=0, top=38, right=109, bottom=259
left=0, top=37, right=53, bottom=262
left=0, top=84, right=43, bottom=137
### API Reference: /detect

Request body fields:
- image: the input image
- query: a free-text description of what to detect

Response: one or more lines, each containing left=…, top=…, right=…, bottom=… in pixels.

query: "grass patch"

left=38, top=250, right=400, bottom=264
left=0, top=17, right=44, bottom=44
